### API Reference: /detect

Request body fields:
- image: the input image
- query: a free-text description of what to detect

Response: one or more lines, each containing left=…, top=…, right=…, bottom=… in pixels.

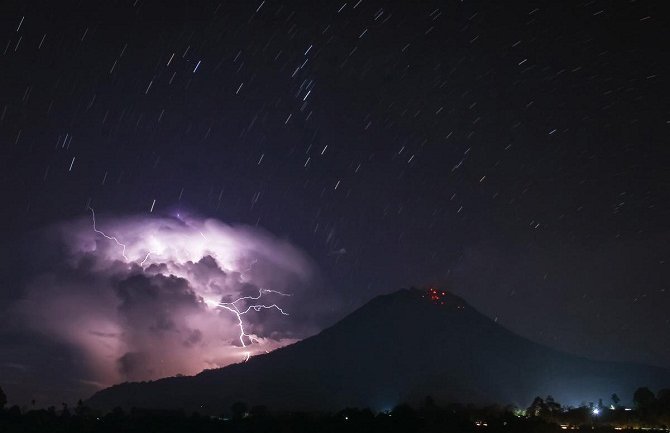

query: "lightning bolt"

left=218, top=289, right=291, bottom=361
left=88, top=207, right=291, bottom=362
left=139, top=251, right=152, bottom=266
left=89, top=206, right=130, bottom=261
left=88, top=206, right=154, bottom=265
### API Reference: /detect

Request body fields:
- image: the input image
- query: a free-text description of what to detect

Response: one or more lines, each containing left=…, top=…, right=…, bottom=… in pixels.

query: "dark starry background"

left=0, top=0, right=668, bottom=402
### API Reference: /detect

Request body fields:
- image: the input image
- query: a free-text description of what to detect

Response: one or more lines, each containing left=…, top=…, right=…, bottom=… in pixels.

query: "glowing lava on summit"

left=426, top=288, right=449, bottom=304
left=422, top=288, right=465, bottom=310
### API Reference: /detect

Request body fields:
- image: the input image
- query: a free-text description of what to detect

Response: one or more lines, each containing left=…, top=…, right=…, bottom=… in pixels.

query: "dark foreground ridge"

left=87, top=288, right=670, bottom=414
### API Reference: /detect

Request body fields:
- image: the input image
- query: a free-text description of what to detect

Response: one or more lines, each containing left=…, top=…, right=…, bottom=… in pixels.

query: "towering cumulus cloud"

left=9, top=211, right=319, bottom=398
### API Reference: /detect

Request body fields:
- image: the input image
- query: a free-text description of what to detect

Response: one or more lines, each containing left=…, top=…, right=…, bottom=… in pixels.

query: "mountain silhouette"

left=87, top=288, right=670, bottom=413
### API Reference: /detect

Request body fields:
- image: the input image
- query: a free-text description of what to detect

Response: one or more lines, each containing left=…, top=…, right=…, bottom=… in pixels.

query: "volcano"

left=87, top=288, right=670, bottom=413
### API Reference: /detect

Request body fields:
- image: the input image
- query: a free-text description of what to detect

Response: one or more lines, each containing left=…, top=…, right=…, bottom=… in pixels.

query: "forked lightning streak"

left=88, top=208, right=292, bottom=362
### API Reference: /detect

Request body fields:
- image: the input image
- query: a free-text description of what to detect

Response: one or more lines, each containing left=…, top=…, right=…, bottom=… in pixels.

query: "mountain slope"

left=88, top=289, right=670, bottom=413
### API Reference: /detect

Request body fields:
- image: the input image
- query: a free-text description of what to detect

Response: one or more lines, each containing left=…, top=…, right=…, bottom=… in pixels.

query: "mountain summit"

left=88, top=288, right=669, bottom=413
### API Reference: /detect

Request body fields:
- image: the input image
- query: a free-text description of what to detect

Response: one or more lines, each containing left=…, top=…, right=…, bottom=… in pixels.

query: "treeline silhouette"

left=1, top=386, right=669, bottom=433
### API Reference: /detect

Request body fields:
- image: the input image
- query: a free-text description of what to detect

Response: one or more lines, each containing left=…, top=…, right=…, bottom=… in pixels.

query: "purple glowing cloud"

left=12, top=210, right=319, bottom=389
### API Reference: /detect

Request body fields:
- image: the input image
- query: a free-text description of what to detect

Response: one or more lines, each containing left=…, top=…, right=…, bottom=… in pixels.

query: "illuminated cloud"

left=11, top=211, right=320, bottom=390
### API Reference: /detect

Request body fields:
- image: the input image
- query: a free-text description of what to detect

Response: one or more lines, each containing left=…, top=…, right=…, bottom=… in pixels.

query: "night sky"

left=0, top=0, right=668, bottom=406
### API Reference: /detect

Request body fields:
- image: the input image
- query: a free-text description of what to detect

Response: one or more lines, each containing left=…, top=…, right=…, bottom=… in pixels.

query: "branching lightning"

left=218, top=289, right=291, bottom=361
left=88, top=207, right=293, bottom=363
left=89, top=206, right=154, bottom=265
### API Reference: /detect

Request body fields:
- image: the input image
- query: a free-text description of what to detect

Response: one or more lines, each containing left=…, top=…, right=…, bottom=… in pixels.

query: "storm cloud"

left=3, top=211, right=323, bottom=404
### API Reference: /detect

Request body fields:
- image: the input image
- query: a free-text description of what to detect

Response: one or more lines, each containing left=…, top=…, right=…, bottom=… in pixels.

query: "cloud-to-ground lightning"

left=88, top=207, right=293, bottom=362
left=19, top=209, right=313, bottom=389
left=218, top=289, right=292, bottom=361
